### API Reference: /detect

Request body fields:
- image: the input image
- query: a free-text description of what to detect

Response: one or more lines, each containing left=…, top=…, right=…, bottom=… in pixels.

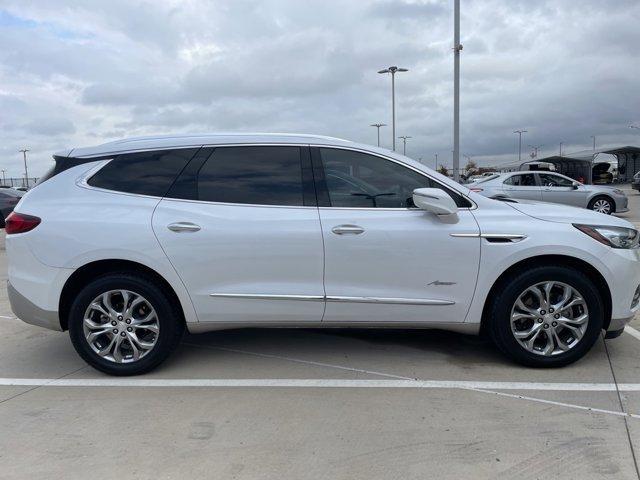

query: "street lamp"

left=590, top=135, right=596, bottom=151
left=19, top=148, right=29, bottom=187
left=1, top=169, right=5, bottom=186
left=513, top=130, right=527, bottom=163
left=370, top=123, right=386, bottom=147
left=452, top=0, right=462, bottom=182
left=398, top=135, right=412, bottom=155
left=434, top=153, right=438, bottom=170
left=378, top=66, right=408, bottom=152
left=528, top=144, right=543, bottom=159
left=559, top=142, right=564, bottom=157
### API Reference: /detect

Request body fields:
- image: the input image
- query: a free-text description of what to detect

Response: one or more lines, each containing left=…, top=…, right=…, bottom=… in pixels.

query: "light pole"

left=19, top=148, right=29, bottom=187
left=559, top=142, right=564, bottom=157
left=452, top=0, right=462, bottom=182
left=398, top=135, right=412, bottom=155
left=528, top=144, right=543, bottom=159
left=513, top=130, right=527, bottom=163
left=370, top=123, right=386, bottom=147
left=1, top=169, right=5, bottom=186
left=434, top=153, right=438, bottom=170
left=590, top=135, right=596, bottom=151
left=378, top=66, right=408, bottom=152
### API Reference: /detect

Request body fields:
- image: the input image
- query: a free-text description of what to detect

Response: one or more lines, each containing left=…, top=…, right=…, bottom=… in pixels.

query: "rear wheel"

left=588, top=196, right=614, bottom=214
left=487, top=266, right=603, bottom=367
left=68, top=273, right=184, bottom=375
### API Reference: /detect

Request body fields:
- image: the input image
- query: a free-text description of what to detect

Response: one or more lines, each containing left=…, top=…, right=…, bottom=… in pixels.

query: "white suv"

left=6, top=134, right=640, bottom=375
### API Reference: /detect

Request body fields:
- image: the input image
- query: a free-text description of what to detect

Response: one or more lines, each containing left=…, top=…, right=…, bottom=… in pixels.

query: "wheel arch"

left=59, top=259, right=185, bottom=331
left=480, top=254, right=612, bottom=332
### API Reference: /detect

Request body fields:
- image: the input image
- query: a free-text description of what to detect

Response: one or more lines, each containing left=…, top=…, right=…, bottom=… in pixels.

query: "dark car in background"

left=0, top=188, right=23, bottom=227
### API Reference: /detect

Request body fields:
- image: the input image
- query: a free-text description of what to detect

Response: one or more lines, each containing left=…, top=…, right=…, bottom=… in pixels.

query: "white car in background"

left=5, top=134, right=640, bottom=375
left=470, top=171, right=628, bottom=214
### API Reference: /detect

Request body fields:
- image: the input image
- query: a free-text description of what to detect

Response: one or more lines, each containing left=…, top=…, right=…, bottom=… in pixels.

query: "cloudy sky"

left=0, top=0, right=639, bottom=177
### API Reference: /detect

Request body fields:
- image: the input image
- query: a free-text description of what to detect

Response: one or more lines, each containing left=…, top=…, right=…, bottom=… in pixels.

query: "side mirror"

left=572, top=181, right=580, bottom=190
left=412, top=188, right=458, bottom=216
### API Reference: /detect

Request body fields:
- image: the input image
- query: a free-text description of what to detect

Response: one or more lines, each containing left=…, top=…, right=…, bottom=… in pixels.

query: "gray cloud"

left=0, top=0, right=638, bottom=176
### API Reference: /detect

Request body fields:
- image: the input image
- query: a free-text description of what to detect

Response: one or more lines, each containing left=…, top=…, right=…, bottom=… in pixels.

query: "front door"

left=539, top=172, right=586, bottom=207
left=313, top=147, right=481, bottom=325
left=153, top=146, right=325, bottom=324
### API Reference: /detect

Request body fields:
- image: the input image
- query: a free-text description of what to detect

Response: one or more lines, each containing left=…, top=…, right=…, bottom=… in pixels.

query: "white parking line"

left=625, top=325, right=640, bottom=342
left=1, top=377, right=640, bottom=391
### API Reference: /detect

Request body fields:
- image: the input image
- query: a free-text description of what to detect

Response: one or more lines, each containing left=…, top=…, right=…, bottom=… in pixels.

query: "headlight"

left=574, top=224, right=640, bottom=249
left=612, top=188, right=625, bottom=195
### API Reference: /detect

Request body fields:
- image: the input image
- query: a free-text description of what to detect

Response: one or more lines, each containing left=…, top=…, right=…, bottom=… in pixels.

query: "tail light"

left=5, top=212, right=41, bottom=234
left=470, top=187, right=483, bottom=192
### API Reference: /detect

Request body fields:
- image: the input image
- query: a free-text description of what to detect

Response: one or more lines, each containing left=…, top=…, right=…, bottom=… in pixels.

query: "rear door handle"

left=331, top=224, right=365, bottom=235
left=168, top=222, right=201, bottom=233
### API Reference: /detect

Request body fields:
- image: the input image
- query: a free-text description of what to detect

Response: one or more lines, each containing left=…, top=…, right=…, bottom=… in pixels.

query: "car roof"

left=56, top=133, right=355, bottom=158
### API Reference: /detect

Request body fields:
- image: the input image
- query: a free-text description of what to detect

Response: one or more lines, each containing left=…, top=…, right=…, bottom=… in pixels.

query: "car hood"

left=506, top=200, right=634, bottom=228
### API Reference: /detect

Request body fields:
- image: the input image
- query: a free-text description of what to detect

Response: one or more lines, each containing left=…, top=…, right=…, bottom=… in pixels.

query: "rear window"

left=196, top=146, right=304, bottom=206
left=88, top=148, right=198, bottom=197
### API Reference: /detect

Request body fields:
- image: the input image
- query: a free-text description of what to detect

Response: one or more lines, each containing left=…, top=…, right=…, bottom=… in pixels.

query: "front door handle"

left=168, top=222, right=201, bottom=233
left=332, top=224, right=365, bottom=235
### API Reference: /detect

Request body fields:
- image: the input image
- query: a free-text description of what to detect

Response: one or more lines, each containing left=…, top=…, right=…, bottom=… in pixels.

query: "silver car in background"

left=469, top=171, right=628, bottom=214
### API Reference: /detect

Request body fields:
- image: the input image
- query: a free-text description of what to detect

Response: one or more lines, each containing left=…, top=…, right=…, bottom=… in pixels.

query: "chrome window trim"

left=310, top=144, right=477, bottom=211
left=75, top=142, right=477, bottom=211
left=209, top=293, right=455, bottom=306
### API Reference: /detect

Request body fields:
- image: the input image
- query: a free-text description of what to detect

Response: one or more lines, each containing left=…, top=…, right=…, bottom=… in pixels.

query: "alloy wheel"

left=510, top=281, right=589, bottom=356
left=592, top=199, right=611, bottom=214
left=83, top=289, right=160, bottom=363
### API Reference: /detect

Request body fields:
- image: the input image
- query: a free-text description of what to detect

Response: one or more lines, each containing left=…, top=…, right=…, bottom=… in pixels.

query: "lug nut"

left=126, top=319, right=131, bottom=324
left=554, top=314, right=560, bottom=319
left=117, top=315, right=123, bottom=321
left=552, top=321, right=557, bottom=327
left=111, top=321, right=117, bottom=326
left=120, top=332, right=126, bottom=337
left=548, top=308, right=554, bottom=313
left=112, top=329, right=118, bottom=334
left=544, top=324, right=549, bottom=329
left=538, top=318, right=543, bottom=323
left=127, top=327, right=133, bottom=332
left=540, top=310, right=546, bottom=315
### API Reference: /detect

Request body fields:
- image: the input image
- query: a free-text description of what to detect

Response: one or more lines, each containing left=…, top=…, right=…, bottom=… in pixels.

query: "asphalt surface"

left=1, top=186, right=640, bottom=479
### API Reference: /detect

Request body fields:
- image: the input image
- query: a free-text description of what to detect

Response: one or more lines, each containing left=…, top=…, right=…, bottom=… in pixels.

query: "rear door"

left=502, top=173, right=542, bottom=200
left=539, top=172, right=586, bottom=207
left=152, top=145, right=325, bottom=324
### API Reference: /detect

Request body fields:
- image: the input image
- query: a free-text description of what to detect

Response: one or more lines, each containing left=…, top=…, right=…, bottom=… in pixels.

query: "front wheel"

left=588, top=196, right=614, bottom=214
left=487, top=266, right=604, bottom=367
left=68, top=273, right=184, bottom=375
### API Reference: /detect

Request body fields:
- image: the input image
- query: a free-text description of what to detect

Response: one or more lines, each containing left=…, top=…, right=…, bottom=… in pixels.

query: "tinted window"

left=197, top=146, right=304, bottom=206
left=504, top=173, right=536, bottom=186
left=539, top=173, right=573, bottom=187
left=88, top=149, right=197, bottom=197
left=319, top=148, right=471, bottom=208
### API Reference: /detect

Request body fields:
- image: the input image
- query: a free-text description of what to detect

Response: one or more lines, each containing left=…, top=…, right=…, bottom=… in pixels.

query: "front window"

left=539, top=173, right=574, bottom=187
left=319, top=148, right=471, bottom=208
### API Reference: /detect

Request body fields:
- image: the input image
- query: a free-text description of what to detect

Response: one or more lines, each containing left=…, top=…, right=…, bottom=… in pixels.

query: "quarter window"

left=88, top=149, right=198, bottom=197
left=504, top=174, right=536, bottom=186
left=196, top=146, right=304, bottom=206
left=319, top=148, right=471, bottom=208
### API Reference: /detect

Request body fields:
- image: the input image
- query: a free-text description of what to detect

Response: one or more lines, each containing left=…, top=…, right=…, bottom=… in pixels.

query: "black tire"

left=68, top=272, right=184, bottom=375
left=487, top=265, right=604, bottom=368
left=587, top=195, right=614, bottom=215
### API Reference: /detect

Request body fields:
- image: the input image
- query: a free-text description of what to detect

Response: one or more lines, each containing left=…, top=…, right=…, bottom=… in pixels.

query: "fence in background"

left=0, top=177, right=39, bottom=188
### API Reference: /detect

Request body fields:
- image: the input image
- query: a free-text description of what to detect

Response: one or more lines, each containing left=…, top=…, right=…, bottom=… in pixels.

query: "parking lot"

left=0, top=187, right=639, bottom=479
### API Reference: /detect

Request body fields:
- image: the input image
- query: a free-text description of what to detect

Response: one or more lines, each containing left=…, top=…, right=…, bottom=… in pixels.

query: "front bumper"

left=8, top=281, right=61, bottom=331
